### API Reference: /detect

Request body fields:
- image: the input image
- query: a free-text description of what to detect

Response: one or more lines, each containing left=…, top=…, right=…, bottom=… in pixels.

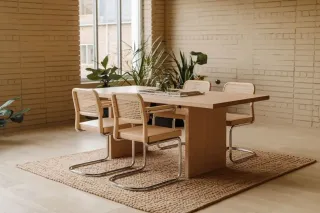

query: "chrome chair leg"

left=172, top=118, right=176, bottom=129
left=157, top=141, right=185, bottom=150
left=109, top=137, right=183, bottom=191
left=157, top=118, right=186, bottom=150
left=152, top=115, right=156, bottom=126
left=156, top=117, right=177, bottom=150
left=152, top=116, right=167, bottom=150
left=228, top=125, right=256, bottom=163
left=69, top=137, right=136, bottom=177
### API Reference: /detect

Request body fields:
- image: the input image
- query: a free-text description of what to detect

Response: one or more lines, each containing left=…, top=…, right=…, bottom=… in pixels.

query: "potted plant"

left=86, top=55, right=122, bottom=88
left=86, top=55, right=122, bottom=118
left=121, top=37, right=180, bottom=126
left=122, top=37, right=173, bottom=87
left=171, top=51, right=208, bottom=88
left=156, top=51, right=208, bottom=127
left=0, top=97, right=30, bottom=128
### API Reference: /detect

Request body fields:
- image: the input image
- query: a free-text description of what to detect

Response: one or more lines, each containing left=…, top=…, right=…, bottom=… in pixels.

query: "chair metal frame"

left=109, top=137, right=183, bottom=191
left=69, top=88, right=135, bottom=177
left=109, top=93, right=183, bottom=191
left=223, top=82, right=257, bottom=163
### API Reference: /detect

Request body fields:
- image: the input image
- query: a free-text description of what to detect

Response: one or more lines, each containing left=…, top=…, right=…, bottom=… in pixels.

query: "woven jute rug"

left=17, top=147, right=315, bottom=213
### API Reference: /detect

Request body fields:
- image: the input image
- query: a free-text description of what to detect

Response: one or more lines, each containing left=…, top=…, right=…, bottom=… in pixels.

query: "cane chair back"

left=223, top=82, right=255, bottom=122
left=72, top=88, right=103, bottom=132
left=183, top=80, right=211, bottom=92
left=112, top=93, right=149, bottom=142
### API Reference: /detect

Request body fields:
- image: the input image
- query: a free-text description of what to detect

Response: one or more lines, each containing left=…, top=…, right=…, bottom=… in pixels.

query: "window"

left=80, top=44, right=94, bottom=64
left=80, top=44, right=94, bottom=79
left=80, top=0, right=93, bottom=15
left=79, top=0, right=141, bottom=81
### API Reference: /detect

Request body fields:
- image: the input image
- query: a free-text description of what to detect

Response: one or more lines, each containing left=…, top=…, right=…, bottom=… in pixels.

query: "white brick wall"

left=143, top=0, right=165, bottom=45
left=162, top=0, right=320, bottom=127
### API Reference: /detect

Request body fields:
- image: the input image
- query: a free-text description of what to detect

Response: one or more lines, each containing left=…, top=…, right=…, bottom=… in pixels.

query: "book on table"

left=137, top=88, right=204, bottom=97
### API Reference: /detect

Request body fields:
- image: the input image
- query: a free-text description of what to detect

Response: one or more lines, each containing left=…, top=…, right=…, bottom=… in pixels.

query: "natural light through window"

left=79, top=0, right=141, bottom=81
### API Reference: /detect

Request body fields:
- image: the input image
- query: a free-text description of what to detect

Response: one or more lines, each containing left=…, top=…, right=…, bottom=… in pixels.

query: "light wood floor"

left=0, top=123, right=319, bottom=213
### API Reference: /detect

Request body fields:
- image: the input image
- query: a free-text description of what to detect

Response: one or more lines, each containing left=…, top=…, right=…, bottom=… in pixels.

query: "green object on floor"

left=0, top=97, right=30, bottom=127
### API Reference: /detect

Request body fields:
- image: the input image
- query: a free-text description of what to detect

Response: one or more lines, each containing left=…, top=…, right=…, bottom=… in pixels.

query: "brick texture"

left=162, top=0, right=320, bottom=127
left=143, top=0, right=165, bottom=44
left=0, top=0, right=80, bottom=132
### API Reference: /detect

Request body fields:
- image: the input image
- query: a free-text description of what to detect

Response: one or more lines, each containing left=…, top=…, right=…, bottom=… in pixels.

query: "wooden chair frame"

left=109, top=93, right=183, bottom=191
left=223, top=82, right=257, bottom=163
left=69, top=89, right=134, bottom=177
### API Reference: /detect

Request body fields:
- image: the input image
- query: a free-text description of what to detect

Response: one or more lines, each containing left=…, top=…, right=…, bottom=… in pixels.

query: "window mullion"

left=93, top=0, right=99, bottom=69
left=117, top=0, right=122, bottom=73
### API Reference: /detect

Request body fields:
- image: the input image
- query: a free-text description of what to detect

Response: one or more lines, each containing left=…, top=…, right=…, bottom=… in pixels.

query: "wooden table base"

left=185, top=107, right=227, bottom=178
left=108, top=106, right=227, bottom=178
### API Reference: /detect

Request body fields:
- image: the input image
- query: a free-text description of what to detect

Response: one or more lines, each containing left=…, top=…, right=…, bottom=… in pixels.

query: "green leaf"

left=87, top=73, right=101, bottom=81
left=0, top=97, right=20, bottom=110
left=97, top=69, right=105, bottom=76
left=85, top=68, right=97, bottom=72
left=101, top=56, right=109, bottom=69
left=11, top=108, right=30, bottom=117
left=109, top=66, right=118, bottom=74
left=0, top=109, right=13, bottom=118
left=10, top=115, right=24, bottom=123
left=0, top=119, right=7, bottom=127
left=109, top=73, right=122, bottom=81
left=86, top=68, right=106, bottom=76
left=10, top=108, right=30, bottom=123
left=120, top=73, right=133, bottom=85
left=191, top=51, right=208, bottom=65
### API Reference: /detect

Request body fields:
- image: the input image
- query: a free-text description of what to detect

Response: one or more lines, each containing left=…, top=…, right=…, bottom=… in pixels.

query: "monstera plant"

left=0, top=97, right=30, bottom=127
left=171, top=51, right=208, bottom=88
left=86, top=55, right=122, bottom=88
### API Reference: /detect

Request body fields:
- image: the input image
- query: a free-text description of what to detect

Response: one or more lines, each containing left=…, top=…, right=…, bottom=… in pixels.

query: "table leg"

left=108, top=136, right=143, bottom=159
left=185, top=107, right=227, bottom=178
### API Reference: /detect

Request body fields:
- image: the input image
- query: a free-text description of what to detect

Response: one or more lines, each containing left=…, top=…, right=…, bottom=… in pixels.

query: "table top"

left=95, top=86, right=269, bottom=109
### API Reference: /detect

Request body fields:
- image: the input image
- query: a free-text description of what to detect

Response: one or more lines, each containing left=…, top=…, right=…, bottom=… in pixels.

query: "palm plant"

left=0, top=97, right=30, bottom=127
left=171, top=51, right=208, bottom=88
left=86, top=56, right=122, bottom=88
left=122, top=37, right=177, bottom=90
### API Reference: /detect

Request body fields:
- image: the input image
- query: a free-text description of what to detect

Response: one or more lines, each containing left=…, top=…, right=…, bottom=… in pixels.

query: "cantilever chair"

left=109, top=93, right=183, bottom=191
left=152, top=80, right=211, bottom=129
left=70, top=88, right=131, bottom=177
left=223, top=82, right=256, bottom=163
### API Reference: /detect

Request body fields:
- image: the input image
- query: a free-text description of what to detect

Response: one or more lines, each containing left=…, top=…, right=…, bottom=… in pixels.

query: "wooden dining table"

left=95, top=86, right=269, bottom=178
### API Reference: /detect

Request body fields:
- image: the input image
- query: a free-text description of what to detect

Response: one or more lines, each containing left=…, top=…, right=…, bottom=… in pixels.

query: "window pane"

left=80, top=0, right=93, bottom=15
left=80, top=0, right=95, bottom=80
left=80, top=0, right=94, bottom=25
left=87, top=45, right=94, bottom=65
left=122, top=0, right=131, bottom=22
left=79, top=0, right=140, bottom=82
left=101, top=0, right=117, bottom=24
left=98, top=0, right=118, bottom=67
left=80, top=45, right=87, bottom=64
left=122, top=0, right=133, bottom=72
